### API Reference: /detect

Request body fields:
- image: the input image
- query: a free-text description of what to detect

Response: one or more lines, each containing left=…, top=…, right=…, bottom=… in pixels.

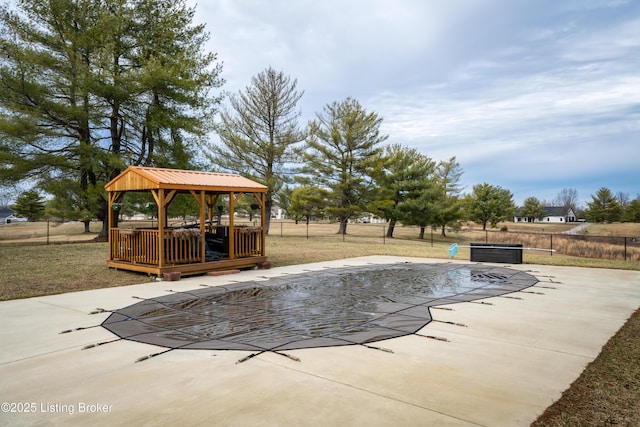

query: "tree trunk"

left=99, top=219, right=108, bottom=238
left=386, top=218, right=396, bottom=238
left=419, top=226, right=425, bottom=239
left=265, top=196, right=272, bottom=235
left=97, top=197, right=114, bottom=239
left=441, top=225, right=447, bottom=238
left=338, top=219, right=348, bottom=235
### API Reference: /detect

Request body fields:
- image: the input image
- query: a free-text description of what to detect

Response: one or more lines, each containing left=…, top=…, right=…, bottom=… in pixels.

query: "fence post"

left=383, top=225, right=385, bottom=245
left=624, top=236, right=627, bottom=261
left=550, top=234, right=553, bottom=256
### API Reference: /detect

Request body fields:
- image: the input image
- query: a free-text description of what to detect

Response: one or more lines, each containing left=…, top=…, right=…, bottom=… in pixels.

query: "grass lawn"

left=531, top=308, right=640, bottom=426
left=0, top=242, right=148, bottom=300
left=1, top=220, right=639, bottom=425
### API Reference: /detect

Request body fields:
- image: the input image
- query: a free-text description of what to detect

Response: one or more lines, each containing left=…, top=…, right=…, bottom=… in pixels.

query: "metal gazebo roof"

left=105, top=166, right=268, bottom=193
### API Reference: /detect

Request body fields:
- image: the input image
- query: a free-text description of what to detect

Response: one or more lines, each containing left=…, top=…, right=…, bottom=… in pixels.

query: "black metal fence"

left=270, top=221, right=640, bottom=262
left=476, top=229, right=640, bottom=261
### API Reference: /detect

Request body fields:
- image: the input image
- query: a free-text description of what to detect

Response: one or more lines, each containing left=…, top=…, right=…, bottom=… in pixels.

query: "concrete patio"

left=1, top=256, right=639, bottom=426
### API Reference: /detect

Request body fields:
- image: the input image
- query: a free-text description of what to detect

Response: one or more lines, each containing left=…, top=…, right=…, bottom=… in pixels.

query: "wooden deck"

left=107, top=256, right=268, bottom=276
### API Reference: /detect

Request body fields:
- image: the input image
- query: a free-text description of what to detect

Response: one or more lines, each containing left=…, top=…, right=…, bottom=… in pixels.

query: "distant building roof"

left=0, top=207, right=13, bottom=218
left=514, top=206, right=574, bottom=217
left=543, top=207, right=568, bottom=217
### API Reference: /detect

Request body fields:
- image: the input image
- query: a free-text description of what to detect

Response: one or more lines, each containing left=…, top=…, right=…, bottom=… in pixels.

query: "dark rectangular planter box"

left=470, top=243, right=523, bottom=264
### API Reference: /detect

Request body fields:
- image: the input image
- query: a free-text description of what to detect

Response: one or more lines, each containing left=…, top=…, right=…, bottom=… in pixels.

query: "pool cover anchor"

left=236, top=352, right=261, bottom=364
left=415, top=334, right=450, bottom=342
left=236, top=341, right=395, bottom=365
left=236, top=350, right=301, bottom=364
left=89, top=307, right=124, bottom=315
left=433, top=320, right=468, bottom=327
left=82, top=338, right=122, bottom=350
left=545, top=280, right=562, bottom=285
left=470, top=300, right=493, bottom=305
left=59, top=324, right=102, bottom=334
left=519, top=290, right=545, bottom=295
left=361, top=343, right=394, bottom=353
left=135, top=348, right=175, bottom=363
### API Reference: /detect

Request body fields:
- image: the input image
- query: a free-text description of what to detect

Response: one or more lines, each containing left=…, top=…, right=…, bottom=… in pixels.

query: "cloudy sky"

left=189, top=0, right=639, bottom=207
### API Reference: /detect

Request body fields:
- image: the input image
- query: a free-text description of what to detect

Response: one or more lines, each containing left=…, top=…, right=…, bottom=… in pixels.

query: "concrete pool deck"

left=1, top=256, right=639, bottom=426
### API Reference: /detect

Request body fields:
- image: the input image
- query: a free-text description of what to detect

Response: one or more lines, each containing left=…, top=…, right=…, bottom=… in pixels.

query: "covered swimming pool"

left=102, top=262, right=538, bottom=353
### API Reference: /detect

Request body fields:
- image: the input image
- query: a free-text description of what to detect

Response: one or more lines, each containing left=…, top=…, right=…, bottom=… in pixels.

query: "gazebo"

left=105, top=166, right=268, bottom=276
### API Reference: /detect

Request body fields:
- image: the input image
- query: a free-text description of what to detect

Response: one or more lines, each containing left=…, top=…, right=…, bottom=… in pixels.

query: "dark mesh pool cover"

left=102, top=263, right=538, bottom=351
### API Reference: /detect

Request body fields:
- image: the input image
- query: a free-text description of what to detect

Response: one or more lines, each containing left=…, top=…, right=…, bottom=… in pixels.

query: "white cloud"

left=189, top=0, right=640, bottom=205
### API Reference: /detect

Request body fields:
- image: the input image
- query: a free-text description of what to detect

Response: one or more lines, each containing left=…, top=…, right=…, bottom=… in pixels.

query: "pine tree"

left=372, top=144, right=436, bottom=237
left=585, top=187, right=622, bottom=223
left=433, top=157, right=464, bottom=237
left=12, top=190, right=45, bottom=221
left=0, top=0, right=222, bottom=235
left=209, top=67, right=306, bottom=234
left=520, top=196, right=546, bottom=223
left=467, top=183, right=516, bottom=230
left=303, top=98, right=387, bottom=234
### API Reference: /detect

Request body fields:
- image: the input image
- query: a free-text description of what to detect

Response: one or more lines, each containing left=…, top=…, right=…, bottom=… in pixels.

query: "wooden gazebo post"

left=255, top=191, right=266, bottom=257
left=228, top=191, right=235, bottom=259
left=107, top=191, right=122, bottom=261
left=107, top=192, right=115, bottom=261
left=154, top=190, right=165, bottom=268
left=197, top=190, right=205, bottom=263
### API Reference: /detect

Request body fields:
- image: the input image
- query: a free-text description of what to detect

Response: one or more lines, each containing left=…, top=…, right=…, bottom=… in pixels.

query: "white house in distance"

left=0, top=206, right=14, bottom=224
left=514, top=207, right=577, bottom=223
left=271, top=205, right=287, bottom=220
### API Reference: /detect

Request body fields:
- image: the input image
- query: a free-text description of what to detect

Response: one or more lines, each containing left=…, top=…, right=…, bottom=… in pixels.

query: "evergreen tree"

left=466, top=183, right=516, bottom=230
left=622, top=197, right=640, bottom=222
left=287, top=185, right=329, bottom=224
left=303, top=98, right=387, bottom=234
left=520, top=196, right=546, bottom=223
left=433, top=157, right=464, bottom=237
left=41, top=176, right=84, bottom=222
left=585, top=187, right=622, bottom=223
left=209, top=67, right=306, bottom=234
left=0, top=0, right=222, bottom=235
left=397, top=186, right=440, bottom=239
left=371, top=144, right=435, bottom=237
left=12, top=190, right=45, bottom=221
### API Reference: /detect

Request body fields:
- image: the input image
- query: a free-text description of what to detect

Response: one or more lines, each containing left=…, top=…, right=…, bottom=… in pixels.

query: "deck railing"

left=110, top=228, right=160, bottom=264
left=234, top=227, right=263, bottom=258
left=110, top=226, right=263, bottom=265
left=110, top=228, right=200, bottom=265
left=164, top=229, right=201, bottom=264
